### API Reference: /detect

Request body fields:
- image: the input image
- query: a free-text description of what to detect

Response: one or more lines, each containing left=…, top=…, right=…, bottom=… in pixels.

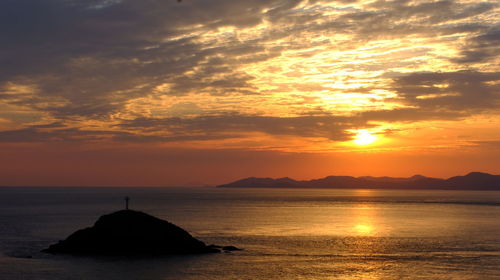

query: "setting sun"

left=353, top=130, right=377, bottom=145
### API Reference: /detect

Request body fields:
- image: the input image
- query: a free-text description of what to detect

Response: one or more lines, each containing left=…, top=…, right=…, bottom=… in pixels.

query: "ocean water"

left=0, top=187, right=499, bottom=280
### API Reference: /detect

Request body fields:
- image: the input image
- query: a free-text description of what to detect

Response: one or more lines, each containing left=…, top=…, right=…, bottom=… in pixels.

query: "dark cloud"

left=0, top=124, right=122, bottom=143
left=332, top=0, right=496, bottom=40
left=392, top=70, right=500, bottom=112
left=119, top=114, right=360, bottom=141
left=468, top=140, right=500, bottom=149
left=352, top=70, right=500, bottom=124
left=454, top=27, right=500, bottom=63
left=0, top=0, right=313, bottom=119
left=0, top=101, right=480, bottom=143
left=0, top=114, right=361, bottom=143
left=366, top=0, right=495, bottom=23
left=359, top=108, right=467, bottom=123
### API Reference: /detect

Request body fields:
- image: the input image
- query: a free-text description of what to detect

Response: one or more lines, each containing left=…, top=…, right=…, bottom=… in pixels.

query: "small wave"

left=252, top=251, right=500, bottom=261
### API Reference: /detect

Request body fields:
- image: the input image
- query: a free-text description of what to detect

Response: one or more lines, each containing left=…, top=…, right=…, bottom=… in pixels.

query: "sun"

left=353, top=130, right=377, bottom=145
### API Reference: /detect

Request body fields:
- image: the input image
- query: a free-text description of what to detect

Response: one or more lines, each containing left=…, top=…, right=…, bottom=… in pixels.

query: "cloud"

left=0, top=113, right=361, bottom=143
left=1, top=69, right=498, bottom=145
left=392, top=70, right=500, bottom=112
left=0, top=123, right=120, bottom=143
left=358, top=108, right=466, bottom=123
left=454, top=27, right=500, bottom=63
left=119, top=114, right=361, bottom=141
left=0, top=0, right=499, bottom=148
left=468, top=140, right=500, bottom=149
left=1, top=0, right=313, bottom=119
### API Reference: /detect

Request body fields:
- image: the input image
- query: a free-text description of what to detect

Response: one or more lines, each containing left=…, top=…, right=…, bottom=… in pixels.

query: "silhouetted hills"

left=229, top=177, right=300, bottom=188
left=445, top=172, right=499, bottom=188
left=217, top=172, right=500, bottom=190
left=42, top=210, right=223, bottom=256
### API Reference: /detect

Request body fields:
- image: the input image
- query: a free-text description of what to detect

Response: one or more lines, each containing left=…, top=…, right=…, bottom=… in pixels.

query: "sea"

left=0, top=187, right=499, bottom=280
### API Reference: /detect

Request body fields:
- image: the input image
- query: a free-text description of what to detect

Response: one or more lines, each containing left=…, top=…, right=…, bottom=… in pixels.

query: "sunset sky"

left=1, top=0, right=499, bottom=186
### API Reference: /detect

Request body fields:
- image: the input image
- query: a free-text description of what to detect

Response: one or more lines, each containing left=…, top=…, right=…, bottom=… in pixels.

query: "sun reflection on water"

left=354, top=224, right=374, bottom=235
left=351, top=204, right=378, bottom=236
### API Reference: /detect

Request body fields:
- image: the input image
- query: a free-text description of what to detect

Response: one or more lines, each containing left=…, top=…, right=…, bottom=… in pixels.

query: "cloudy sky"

left=1, top=0, right=499, bottom=186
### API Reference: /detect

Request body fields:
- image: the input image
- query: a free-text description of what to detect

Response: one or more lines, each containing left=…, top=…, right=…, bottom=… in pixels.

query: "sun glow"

left=354, top=224, right=374, bottom=234
left=353, top=130, right=377, bottom=145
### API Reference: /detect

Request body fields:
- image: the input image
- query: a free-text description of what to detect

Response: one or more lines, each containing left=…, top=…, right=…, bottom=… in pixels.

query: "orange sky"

left=0, top=0, right=499, bottom=186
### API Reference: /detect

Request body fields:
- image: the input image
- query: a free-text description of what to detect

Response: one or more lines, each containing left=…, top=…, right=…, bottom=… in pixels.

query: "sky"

left=0, top=0, right=499, bottom=186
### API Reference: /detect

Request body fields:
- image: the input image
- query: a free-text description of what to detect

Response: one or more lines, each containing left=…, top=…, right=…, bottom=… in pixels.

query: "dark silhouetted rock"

left=42, top=210, right=221, bottom=255
left=207, top=245, right=243, bottom=252
left=222, top=246, right=243, bottom=251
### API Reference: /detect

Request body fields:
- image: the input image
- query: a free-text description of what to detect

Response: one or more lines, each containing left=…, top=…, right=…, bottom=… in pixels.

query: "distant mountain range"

left=217, top=172, right=500, bottom=190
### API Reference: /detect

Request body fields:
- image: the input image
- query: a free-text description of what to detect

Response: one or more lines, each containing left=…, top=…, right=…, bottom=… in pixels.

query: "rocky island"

left=43, top=209, right=238, bottom=256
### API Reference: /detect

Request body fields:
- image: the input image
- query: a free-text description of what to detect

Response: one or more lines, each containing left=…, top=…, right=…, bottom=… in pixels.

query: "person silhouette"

left=125, top=196, right=130, bottom=210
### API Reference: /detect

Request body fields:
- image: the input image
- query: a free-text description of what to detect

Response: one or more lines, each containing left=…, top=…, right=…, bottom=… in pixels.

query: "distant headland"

left=217, top=172, right=500, bottom=190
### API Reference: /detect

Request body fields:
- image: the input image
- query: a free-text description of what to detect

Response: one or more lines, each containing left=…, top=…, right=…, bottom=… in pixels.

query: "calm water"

left=0, top=187, right=499, bottom=279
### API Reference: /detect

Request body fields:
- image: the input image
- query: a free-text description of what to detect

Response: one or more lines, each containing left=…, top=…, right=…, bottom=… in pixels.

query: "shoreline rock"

left=42, top=210, right=230, bottom=256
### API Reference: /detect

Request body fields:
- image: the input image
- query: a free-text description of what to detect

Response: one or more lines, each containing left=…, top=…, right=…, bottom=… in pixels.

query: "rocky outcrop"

left=43, top=210, right=224, bottom=255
